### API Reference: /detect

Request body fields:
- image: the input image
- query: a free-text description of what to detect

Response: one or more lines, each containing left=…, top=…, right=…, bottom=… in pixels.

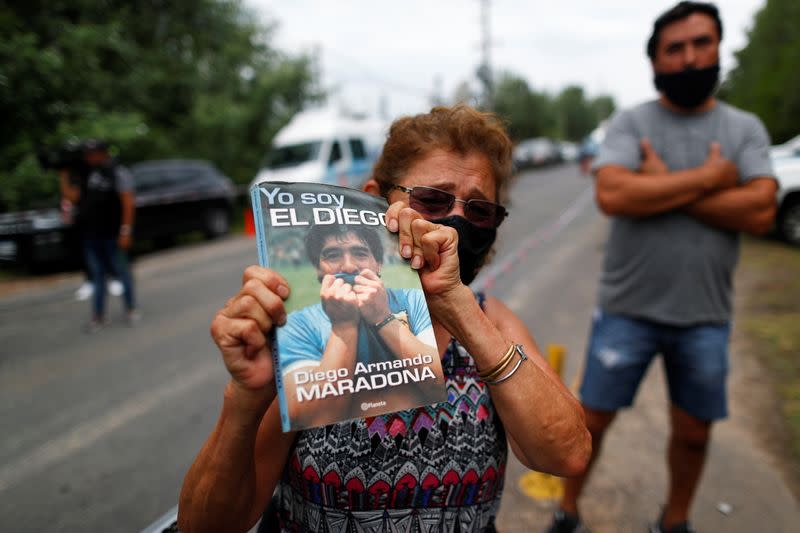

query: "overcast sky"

left=247, top=0, right=765, bottom=119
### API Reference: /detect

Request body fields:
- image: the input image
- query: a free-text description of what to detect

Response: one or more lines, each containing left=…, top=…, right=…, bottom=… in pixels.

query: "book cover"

left=250, top=182, right=446, bottom=432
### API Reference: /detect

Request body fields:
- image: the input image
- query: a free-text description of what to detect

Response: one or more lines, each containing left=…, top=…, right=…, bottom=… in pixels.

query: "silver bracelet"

left=484, top=344, right=528, bottom=385
left=374, top=313, right=396, bottom=330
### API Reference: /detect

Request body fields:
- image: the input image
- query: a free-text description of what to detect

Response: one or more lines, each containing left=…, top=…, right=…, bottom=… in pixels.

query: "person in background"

left=178, top=104, right=591, bottom=533
left=547, top=3, right=777, bottom=533
left=60, top=140, right=139, bottom=332
left=61, top=192, right=124, bottom=301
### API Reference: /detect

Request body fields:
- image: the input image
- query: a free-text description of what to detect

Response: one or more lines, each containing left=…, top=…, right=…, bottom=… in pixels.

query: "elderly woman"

left=179, top=105, right=590, bottom=532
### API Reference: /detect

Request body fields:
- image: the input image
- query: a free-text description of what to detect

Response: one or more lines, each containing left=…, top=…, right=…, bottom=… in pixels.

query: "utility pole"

left=430, top=74, right=444, bottom=107
left=477, top=0, right=493, bottom=110
left=378, top=92, right=389, bottom=120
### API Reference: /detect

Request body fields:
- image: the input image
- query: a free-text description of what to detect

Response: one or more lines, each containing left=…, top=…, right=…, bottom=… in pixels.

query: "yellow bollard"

left=547, top=344, right=565, bottom=376
left=519, top=470, right=564, bottom=501
left=518, top=344, right=567, bottom=502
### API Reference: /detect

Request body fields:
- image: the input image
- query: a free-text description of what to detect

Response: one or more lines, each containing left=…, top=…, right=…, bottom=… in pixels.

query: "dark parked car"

left=0, top=206, right=73, bottom=268
left=0, top=159, right=237, bottom=270
left=131, top=159, right=237, bottom=243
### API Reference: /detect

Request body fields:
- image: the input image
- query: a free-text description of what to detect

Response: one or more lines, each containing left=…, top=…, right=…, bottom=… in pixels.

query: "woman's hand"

left=210, top=266, right=290, bottom=394
left=385, top=201, right=462, bottom=297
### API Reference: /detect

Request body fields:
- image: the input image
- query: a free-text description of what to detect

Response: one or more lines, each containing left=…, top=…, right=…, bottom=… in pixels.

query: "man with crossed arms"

left=548, top=3, right=778, bottom=533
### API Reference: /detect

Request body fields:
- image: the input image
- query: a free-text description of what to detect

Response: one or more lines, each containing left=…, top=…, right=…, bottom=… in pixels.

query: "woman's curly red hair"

left=372, top=104, right=514, bottom=202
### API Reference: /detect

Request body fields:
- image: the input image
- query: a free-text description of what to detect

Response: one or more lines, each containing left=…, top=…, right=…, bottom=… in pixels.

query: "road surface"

left=0, top=164, right=797, bottom=532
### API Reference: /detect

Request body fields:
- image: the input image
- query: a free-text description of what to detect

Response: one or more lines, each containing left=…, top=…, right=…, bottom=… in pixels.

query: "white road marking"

left=473, top=185, right=594, bottom=292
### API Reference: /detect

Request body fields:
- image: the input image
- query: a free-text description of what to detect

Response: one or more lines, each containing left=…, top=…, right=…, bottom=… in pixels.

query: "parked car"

left=773, top=155, right=800, bottom=246
left=0, top=206, right=76, bottom=268
left=578, top=120, right=608, bottom=175
left=132, top=159, right=237, bottom=243
left=770, top=134, right=800, bottom=159
left=0, top=159, right=237, bottom=270
left=513, top=137, right=560, bottom=170
left=558, top=141, right=580, bottom=162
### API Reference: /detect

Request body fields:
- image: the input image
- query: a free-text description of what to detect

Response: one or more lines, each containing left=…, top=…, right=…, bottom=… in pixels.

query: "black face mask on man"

left=429, top=215, right=496, bottom=285
left=653, top=64, right=719, bottom=110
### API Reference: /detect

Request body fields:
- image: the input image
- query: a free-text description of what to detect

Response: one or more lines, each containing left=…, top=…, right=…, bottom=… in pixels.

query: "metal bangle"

left=374, top=313, right=397, bottom=330
left=478, top=342, right=517, bottom=380
left=484, top=345, right=528, bottom=385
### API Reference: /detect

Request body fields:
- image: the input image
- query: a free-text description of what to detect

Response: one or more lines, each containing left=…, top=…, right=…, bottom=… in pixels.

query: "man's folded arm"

left=595, top=164, right=717, bottom=217
left=683, top=177, right=778, bottom=235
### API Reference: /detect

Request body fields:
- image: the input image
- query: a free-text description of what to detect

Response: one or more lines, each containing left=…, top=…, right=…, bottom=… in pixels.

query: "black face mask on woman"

left=653, top=64, right=719, bottom=110
left=429, top=215, right=496, bottom=285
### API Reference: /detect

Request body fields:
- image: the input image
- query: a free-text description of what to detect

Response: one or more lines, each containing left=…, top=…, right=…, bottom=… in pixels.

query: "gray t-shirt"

left=592, top=100, right=774, bottom=325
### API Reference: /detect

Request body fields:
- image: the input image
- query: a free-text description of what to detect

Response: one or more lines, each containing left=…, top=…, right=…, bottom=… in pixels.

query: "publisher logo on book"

left=361, top=400, right=387, bottom=411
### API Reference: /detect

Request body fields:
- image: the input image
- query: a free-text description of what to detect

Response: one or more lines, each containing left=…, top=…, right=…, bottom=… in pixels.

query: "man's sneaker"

left=125, top=310, right=142, bottom=326
left=82, top=317, right=110, bottom=334
left=546, top=509, right=588, bottom=533
left=650, top=516, right=696, bottom=533
left=75, top=281, right=94, bottom=301
left=108, top=279, right=124, bottom=296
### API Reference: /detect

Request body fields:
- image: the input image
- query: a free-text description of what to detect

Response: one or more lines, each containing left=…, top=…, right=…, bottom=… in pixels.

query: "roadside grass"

left=739, top=236, right=800, bottom=462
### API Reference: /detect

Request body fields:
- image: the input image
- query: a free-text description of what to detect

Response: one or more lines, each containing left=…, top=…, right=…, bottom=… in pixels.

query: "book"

left=250, top=182, right=447, bottom=432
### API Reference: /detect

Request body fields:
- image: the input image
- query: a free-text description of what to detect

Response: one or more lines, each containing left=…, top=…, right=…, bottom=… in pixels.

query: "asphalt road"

left=5, top=163, right=795, bottom=533
left=0, top=164, right=594, bottom=531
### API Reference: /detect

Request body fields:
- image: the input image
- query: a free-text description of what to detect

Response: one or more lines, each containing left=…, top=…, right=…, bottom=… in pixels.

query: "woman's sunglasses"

left=392, top=185, right=508, bottom=228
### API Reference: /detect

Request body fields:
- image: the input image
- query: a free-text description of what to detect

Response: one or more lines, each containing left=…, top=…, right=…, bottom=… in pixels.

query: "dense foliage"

left=721, top=0, right=800, bottom=144
left=491, top=72, right=616, bottom=143
left=0, top=0, right=320, bottom=211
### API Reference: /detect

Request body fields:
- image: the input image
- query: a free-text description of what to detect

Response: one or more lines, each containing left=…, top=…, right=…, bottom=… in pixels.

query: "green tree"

left=589, top=95, right=616, bottom=124
left=0, top=0, right=320, bottom=211
left=722, top=0, right=800, bottom=144
left=555, top=86, right=594, bottom=141
left=492, top=72, right=556, bottom=141
left=492, top=72, right=614, bottom=143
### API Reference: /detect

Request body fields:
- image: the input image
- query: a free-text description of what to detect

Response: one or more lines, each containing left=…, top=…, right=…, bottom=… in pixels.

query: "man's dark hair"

left=646, top=1, right=723, bottom=59
left=304, top=225, right=384, bottom=266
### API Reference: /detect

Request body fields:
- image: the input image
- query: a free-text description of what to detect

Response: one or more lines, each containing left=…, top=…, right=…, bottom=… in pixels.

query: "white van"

left=251, top=108, right=387, bottom=189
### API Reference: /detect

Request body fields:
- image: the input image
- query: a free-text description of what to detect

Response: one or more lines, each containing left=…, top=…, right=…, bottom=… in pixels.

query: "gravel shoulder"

left=730, top=236, right=800, bottom=501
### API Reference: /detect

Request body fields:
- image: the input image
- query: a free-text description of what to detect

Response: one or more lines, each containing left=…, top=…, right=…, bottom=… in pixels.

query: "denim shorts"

left=579, top=309, right=731, bottom=421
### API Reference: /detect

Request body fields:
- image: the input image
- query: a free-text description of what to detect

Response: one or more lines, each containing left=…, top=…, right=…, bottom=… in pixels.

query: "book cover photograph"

left=250, top=182, right=446, bottom=432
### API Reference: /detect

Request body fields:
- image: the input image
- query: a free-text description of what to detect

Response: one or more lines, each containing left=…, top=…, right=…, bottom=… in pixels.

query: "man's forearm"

left=59, top=172, right=80, bottom=203
left=595, top=164, right=718, bottom=217
left=684, top=179, right=777, bottom=235
left=119, top=191, right=135, bottom=228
